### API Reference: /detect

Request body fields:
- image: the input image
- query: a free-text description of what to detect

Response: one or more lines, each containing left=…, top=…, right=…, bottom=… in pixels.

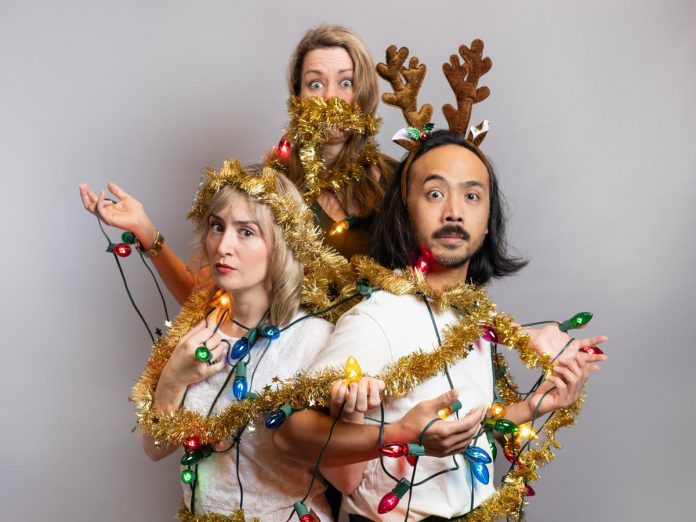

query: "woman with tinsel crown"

left=134, top=162, right=342, bottom=521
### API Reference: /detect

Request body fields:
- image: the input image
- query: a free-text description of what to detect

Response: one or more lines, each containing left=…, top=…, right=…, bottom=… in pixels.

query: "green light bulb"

left=558, top=312, right=593, bottom=332
left=195, top=346, right=211, bottom=362
left=485, top=418, right=518, bottom=434
left=181, top=469, right=195, bottom=484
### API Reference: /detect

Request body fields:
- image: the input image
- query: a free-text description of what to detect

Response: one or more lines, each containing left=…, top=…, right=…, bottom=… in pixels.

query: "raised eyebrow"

left=422, top=175, right=485, bottom=190
left=422, top=174, right=448, bottom=185
left=339, top=69, right=354, bottom=74
left=303, top=69, right=325, bottom=78
left=208, top=215, right=259, bottom=227
left=233, top=220, right=259, bottom=227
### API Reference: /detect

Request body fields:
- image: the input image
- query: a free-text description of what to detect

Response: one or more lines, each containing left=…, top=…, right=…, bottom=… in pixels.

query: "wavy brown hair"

left=286, top=24, right=395, bottom=215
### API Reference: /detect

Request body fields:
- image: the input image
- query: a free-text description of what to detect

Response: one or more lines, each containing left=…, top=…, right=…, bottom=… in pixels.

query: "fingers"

left=422, top=407, right=485, bottom=457
left=330, top=381, right=348, bottom=417
left=355, top=378, right=368, bottom=413
left=79, top=183, right=98, bottom=213
left=343, top=383, right=358, bottom=414
left=366, top=378, right=384, bottom=410
left=107, top=181, right=129, bottom=200
left=177, top=320, right=209, bottom=345
left=577, top=335, right=608, bottom=347
left=432, top=388, right=459, bottom=410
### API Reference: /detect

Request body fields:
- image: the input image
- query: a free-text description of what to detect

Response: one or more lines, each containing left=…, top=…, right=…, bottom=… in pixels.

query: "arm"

left=524, top=323, right=607, bottom=361
left=273, top=389, right=485, bottom=467
left=79, top=182, right=201, bottom=303
left=140, top=321, right=228, bottom=461
left=319, top=377, right=384, bottom=494
left=504, top=349, right=608, bottom=426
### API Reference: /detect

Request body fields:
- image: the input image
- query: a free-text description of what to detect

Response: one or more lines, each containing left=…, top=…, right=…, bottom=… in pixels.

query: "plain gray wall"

left=1, top=0, right=694, bottom=520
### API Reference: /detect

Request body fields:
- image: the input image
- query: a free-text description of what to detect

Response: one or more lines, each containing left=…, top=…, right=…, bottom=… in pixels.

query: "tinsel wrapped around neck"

left=267, top=96, right=382, bottom=201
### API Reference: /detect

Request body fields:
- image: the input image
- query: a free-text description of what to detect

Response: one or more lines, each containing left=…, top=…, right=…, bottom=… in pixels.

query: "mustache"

left=433, top=225, right=470, bottom=241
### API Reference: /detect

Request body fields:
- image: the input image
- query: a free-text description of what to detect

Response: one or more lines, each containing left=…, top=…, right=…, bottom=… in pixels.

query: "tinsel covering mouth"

left=285, top=96, right=381, bottom=143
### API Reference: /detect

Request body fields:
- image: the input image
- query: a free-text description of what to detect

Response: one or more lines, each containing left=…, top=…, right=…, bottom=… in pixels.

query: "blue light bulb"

left=463, top=445, right=492, bottom=464
left=232, top=377, right=248, bottom=400
left=470, top=460, right=490, bottom=485
left=228, top=337, right=250, bottom=362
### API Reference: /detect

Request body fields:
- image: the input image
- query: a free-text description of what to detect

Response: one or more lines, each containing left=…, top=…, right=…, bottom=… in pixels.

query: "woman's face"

left=206, top=197, right=271, bottom=296
left=299, top=47, right=355, bottom=104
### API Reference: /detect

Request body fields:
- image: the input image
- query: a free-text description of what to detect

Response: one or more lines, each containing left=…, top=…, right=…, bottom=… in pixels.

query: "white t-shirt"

left=182, top=310, right=333, bottom=521
left=310, top=290, right=495, bottom=521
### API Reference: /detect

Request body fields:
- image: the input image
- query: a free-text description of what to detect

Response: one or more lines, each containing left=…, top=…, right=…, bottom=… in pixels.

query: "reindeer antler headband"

left=377, top=39, right=492, bottom=204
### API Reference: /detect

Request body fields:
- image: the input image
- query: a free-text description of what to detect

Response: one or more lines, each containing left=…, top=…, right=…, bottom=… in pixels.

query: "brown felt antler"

left=442, top=39, right=492, bottom=140
left=377, top=45, right=433, bottom=137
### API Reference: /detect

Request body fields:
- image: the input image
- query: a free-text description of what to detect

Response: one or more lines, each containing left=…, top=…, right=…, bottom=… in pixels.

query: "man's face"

left=407, top=144, right=490, bottom=270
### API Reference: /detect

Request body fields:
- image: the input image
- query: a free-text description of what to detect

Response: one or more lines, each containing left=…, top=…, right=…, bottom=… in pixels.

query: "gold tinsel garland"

left=266, top=96, right=382, bottom=201
left=132, top=253, right=583, bottom=521
left=178, top=500, right=259, bottom=522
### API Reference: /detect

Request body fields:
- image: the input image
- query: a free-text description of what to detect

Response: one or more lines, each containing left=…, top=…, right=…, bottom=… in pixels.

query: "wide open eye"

left=340, top=78, right=353, bottom=88
left=309, top=80, right=324, bottom=90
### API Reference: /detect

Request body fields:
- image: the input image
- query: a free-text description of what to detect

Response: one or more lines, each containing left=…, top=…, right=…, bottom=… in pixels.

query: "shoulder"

left=309, top=291, right=417, bottom=373
left=279, top=309, right=333, bottom=353
left=339, top=290, right=419, bottom=326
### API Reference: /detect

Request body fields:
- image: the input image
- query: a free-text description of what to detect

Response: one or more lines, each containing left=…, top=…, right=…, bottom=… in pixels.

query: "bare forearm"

left=150, top=245, right=199, bottom=304
left=131, top=218, right=198, bottom=305
left=273, top=409, right=408, bottom=467
left=504, top=400, right=535, bottom=425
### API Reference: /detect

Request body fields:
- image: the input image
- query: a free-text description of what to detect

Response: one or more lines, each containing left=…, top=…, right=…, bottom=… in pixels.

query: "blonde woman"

left=141, top=166, right=334, bottom=520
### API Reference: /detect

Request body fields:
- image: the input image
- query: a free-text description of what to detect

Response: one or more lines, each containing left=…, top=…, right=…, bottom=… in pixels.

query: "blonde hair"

left=286, top=24, right=395, bottom=215
left=193, top=169, right=304, bottom=327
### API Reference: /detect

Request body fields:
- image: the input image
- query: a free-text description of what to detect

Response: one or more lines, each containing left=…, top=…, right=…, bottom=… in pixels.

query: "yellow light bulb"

left=437, top=406, right=454, bottom=419
left=219, top=294, right=230, bottom=307
left=328, top=219, right=349, bottom=237
left=437, top=400, right=462, bottom=419
left=518, top=424, right=538, bottom=440
left=344, top=356, right=362, bottom=384
left=488, top=402, right=506, bottom=419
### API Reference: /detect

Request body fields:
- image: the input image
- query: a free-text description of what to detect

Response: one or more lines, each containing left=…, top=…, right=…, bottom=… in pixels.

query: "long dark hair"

left=371, top=130, right=527, bottom=285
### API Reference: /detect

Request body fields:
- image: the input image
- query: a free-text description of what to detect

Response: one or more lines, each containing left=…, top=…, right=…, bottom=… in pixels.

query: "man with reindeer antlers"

left=274, top=40, right=607, bottom=522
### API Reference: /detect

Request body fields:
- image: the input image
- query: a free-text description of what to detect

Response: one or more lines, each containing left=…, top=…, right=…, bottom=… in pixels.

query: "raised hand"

left=78, top=181, right=157, bottom=247
left=154, top=320, right=228, bottom=414
left=524, top=323, right=608, bottom=369
left=330, top=377, right=385, bottom=421
left=526, top=350, right=604, bottom=418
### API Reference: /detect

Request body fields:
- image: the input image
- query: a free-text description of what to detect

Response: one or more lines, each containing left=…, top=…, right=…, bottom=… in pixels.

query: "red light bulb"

left=405, top=455, right=418, bottom=466
left=524, top=484, right=536, bottom=496
left=377, top=479, right=410, bottom=514
left=481, top=326, right=498, bottom=344
left=379, top=441, right=408, bottom=458
left=378, top=492, right=400, bottom=514
left=183, top=436, right=201, bottom=452
left=277, top=137, right=291, bottom=162
left=414, top=249, right=435, bottom=273
left=299, top=515, right=313, bottom=522
left=503, top=445, right=516, bottom=463
left=579, top=345, right=604, bottom=355
left=114, top=243, right=132, bottom=257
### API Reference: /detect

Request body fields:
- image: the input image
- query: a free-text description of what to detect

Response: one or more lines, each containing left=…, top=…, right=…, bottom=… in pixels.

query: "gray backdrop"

left=2, top=0, right=694, bottom=520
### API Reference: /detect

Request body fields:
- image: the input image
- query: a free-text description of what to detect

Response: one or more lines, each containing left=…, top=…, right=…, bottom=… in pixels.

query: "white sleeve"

left=308, top=308, right=393, bottom=376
